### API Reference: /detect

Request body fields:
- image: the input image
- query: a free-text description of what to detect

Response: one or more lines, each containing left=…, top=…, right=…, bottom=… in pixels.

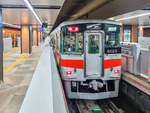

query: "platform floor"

left=122, top=71, right=150, bottom=95
left=0, top=46, right=43, bottom=113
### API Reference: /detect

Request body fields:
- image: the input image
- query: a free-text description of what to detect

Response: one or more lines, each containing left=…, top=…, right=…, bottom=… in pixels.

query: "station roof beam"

left=0, top=4, right=61, bottom=9
left=52, top=0, right=150, bottom=31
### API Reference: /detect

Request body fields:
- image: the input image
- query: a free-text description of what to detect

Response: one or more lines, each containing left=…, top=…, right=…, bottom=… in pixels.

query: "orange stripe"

left=61, top=59, right=84, bottom=69
left=104, top=59, right=122, bottom=69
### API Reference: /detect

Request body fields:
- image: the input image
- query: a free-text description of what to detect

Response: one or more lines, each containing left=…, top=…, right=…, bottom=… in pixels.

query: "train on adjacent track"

left=50, top=20, right=122, bottom=100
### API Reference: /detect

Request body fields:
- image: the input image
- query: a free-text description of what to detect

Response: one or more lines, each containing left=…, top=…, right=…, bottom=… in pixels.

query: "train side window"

left=61, top=32, right=83, bottom=54
left=88, top=34, right=99, bottom=54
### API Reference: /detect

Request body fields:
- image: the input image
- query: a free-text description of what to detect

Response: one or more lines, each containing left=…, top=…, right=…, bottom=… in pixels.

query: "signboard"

left=123, top=29, right=131, bottom=42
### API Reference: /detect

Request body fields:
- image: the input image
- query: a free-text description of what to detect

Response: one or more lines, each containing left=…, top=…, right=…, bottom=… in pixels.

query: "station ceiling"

left=52, top=0, right=150, bottom=31
left=0, top=0, right=64, bottom=28
left=2, top=0, right=150, bottom=30
left=112, top=10, right=150, bottom=25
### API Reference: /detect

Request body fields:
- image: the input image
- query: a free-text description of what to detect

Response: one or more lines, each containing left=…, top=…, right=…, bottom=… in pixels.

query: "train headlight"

left=114, top=69, right=120, bottom=74
left=66, top=71, right=72, bottom=76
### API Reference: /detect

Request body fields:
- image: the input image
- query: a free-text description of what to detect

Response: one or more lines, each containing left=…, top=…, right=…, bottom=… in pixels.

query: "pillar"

left=38, top=31, right=40, bottom=44
left=0, top=9, right=3, bottom=81
left=21, top=25, right=32, bottom=53
left=132, top=25, right=138, bottom=42
left=121, top=25, right=123, bottom=42
left=139, top=26, right=143, bottom=37
left=41, top=32, right=43, bottom=42
left=40, top=32, right=42, bottom=42
left=33, top=28, right=38, bottom=46
left=29, top=26, right=33, bottom=53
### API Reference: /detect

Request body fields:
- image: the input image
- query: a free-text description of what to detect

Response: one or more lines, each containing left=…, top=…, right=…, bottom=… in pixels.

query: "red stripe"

left=61, top=59, right=84, bottom=69
left=61, top=59, right=121, bottom=69
left=104, top=59, right=122, bottom=69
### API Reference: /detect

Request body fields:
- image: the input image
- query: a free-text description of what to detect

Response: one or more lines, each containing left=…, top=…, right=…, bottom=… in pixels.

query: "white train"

left=50, top=20, right=121, bottom=100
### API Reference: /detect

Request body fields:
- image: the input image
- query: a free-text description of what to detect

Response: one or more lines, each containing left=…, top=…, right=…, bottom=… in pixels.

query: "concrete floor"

left=0, top=46, right=43, bottom=113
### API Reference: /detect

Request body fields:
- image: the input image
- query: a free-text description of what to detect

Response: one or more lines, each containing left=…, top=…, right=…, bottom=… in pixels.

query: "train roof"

left=51, top=19, right=121, bottom=34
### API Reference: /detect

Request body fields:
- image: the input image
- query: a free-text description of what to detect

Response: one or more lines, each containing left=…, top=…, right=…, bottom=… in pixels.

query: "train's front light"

left=114, top=69, right=120, bottom=75
left=66, top=71, right=72, bottom=76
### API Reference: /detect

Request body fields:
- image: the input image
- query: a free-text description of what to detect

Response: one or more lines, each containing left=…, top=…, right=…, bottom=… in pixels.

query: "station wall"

left=2, top=28, right=21, bottom=47
left=121, top=25, right=138, bottom=43
left=2, top=27, right=21, bottom=52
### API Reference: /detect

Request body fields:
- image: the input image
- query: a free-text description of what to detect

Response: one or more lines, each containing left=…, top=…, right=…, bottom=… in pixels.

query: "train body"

left=50, top=20, right=121, bottom=100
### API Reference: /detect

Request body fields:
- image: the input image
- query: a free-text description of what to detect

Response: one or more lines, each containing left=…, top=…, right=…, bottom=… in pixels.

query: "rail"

left=75, top=99, right=124, bottom=113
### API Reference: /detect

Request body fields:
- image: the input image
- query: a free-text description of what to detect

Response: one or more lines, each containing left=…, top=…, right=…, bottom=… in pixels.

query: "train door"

left=85, top=31, right=103, bottom=77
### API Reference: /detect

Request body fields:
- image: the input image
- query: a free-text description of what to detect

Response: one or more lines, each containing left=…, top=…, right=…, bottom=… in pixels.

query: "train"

left=50, top=20, right=122, bottom=100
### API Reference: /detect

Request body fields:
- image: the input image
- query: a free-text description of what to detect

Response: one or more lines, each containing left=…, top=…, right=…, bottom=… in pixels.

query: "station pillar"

left=38, top=31, right=41, bottom=44
left=21, top=25, right=32, bottom=54
left=132, top=25, right=138, bottom=42
left=29, top=25, right=33, bottom=53
left=0, top=9, right=3, bottom=81
left=121, top=26, right=123, bottom=42
left=40, top=32, right=42, bottom=42
left=33, top=28, right=38, bottom=46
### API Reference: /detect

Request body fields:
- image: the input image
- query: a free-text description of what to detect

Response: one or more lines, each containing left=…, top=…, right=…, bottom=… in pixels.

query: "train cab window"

left=104, top=24, right=121, bottom=48
left=61, top=28, right=83, bottom=55
left=88, top=35, right=99, bottom=54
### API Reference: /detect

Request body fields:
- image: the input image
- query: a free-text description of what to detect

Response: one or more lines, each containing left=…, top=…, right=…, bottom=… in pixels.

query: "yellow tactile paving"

left=4, top=56, right=25, bottom=73
left=13, top=47, right=19, bottom=51
left=3, top=53, right=10, bottom=57
left=3, top=55, right=40, bottom=73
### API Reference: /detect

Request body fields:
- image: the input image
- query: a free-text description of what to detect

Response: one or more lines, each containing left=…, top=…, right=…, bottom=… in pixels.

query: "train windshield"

left=104, top=24, right=121, bottom=48
left=61, top=26, right=84, bottom=54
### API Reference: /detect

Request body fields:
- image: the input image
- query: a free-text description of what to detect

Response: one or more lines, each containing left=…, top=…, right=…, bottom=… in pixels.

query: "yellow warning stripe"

left=4, top=56, right=40, bottom=73
left=3, top=53, right=10, bottom=57
left=4, top=56, right=25, bottom=73
left=13, top=47, right=19, bottom=51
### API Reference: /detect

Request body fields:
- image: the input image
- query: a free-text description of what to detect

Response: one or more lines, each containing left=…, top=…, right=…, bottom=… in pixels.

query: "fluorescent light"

left=139, top=25, right=150, bottom=28
left=23, top=0, right=42, bottom=25
left=3, top=22, right=21, bottom=28
left=116, top=12, right=150, bottom=21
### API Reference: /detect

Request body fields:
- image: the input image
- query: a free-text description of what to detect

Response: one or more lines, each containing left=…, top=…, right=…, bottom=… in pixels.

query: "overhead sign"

left=108, top=27, right=117, bottom=32
left=42, top=22, right=48, bottom=28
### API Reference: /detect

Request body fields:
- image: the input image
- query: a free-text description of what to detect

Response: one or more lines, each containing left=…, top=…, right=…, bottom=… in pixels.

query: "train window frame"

left=88, top=34, right=100, bottom=54
left=104, top=24, right=121, bottom=48
left=61, top=27, right=84, bottom=55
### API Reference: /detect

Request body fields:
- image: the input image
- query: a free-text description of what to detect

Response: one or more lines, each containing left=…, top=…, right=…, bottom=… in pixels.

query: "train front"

left=60, top=21, right=121, bottom=100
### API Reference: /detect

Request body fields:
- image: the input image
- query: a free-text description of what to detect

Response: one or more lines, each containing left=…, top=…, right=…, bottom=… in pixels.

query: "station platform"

left=0, top=45, right=43, bottom=113
left=122, top=71, right=150, bottom=96
left=121, top=71, right=150, bottom=112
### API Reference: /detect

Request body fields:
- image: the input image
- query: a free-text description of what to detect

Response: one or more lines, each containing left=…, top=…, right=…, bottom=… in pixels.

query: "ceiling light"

left=23, top=0, right=42, bottom=25
left=3, top=22, right=21, bottom=28
left=116, top=12, right=150, bottom=21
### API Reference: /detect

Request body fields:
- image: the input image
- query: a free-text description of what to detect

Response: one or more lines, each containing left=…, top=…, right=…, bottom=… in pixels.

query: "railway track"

left=75, top=99, right=124, bottom=113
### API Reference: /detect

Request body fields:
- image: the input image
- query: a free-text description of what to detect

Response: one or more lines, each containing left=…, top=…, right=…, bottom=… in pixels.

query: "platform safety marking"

left=3, top=53, right=10, bottom=57
left=13, top=47, right=19, bottom=51
left=4, top=56, right=25, bottom=73
left=4, top=55, right=40, bottom=73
